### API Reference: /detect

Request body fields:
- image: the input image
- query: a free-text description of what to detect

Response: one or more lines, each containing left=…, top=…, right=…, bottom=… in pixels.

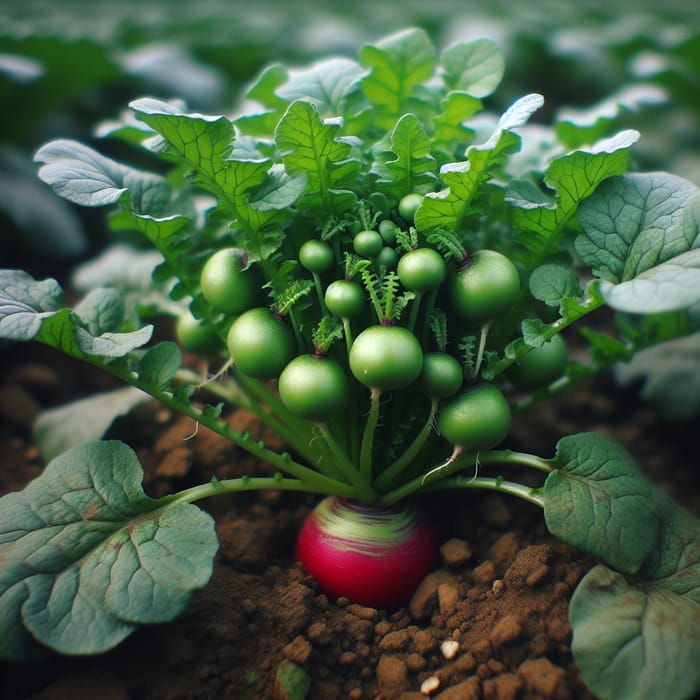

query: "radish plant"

left=1, top=28, right=699, bottom=700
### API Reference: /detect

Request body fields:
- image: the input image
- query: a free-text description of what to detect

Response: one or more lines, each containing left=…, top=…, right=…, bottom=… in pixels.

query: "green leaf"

left=27, top=301, right=153, bottom=361
left=277, top=57, right=365, bottom=116
left=138, top=341, right=183, bottom=389
left=129, top=98, right=234, bottom=179
left=615, top=331, right=700, bottom=421
left=130, top=97, right=270, bottom=204
left=34, top=386, right=151, bottom=462
left=235, top=64, right=289, bottom=136
left=248, top=164, right=307, bottom=211
left=569, top=489, right=700, bottom=700
left=371, top=113, right=437, bottom=197
left=34, top=139, right=171, bottom=214
left=509, top=129, right=639, bottom=268
left=416, top=94, right=544, bottom=233
left=556, top=84, right=667, bottom=149
left=544, top=432, right=659, bottom=574
left=0, top=269, right=64, bottom=341
left=570, top=564, right=700, bottom=700
left=529, top=263, right=583, bottom=307
left=0, top=441, right=218, bottom=660
left=432, top=92, right=481, bottom=149
left=0, top=273, right=152, bottom=360
left=359, top=27, right=437, bottom=131
left=73, top=288, right=125, bottom=335
left=577, top=174, right=700, bottom=313
left=440, top=38, right=504, bottom=97
left=275, top=100, right=359, bottom=214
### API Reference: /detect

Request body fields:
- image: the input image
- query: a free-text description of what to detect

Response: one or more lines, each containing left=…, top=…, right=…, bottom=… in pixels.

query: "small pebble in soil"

left=420, top=675, right=440, bottom=695
left=440, top=639, right=460, bottom=660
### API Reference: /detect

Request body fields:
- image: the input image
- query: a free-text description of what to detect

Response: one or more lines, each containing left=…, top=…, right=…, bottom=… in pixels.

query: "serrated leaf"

left=544, top=432, right=658, bottom=574
left=577, top=173, right=700, bottom=313
left=138, top=341, right=182, bottom=389
left=0, top=270, right=64, bottom=341
left=275, top=100, right=359, bottom=213
left=130, top=98, right=234, bottom=178
left=432, top=92, right=481, bottom=148
left=372, top=113, right=437, bottom=197
left=0, top=441, right=218, bottom=659
left=34, top=139, right=171, bottom=214
left=277, top=57, right=365, bottom=116
left=416, top=94, right=543, bottom=233
left=359, top=28, right=437, bottom=130
left=509, top=129, right=639, bottom=267
left=440, top=39, right=504, bottom=97
left=34, top=386, right=151, bottom=462
left=130, top=97, right=270, bottom=203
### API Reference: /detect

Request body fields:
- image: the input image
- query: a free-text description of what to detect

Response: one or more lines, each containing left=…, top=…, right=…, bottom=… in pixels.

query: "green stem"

left=77, top=354, right=356, bottom=498
left=360, top=387, right=382, bottom=484
left=488, top=288, right=605, bottom=379
left=166, top=475, right=338, bottom=505
left=423, top=475, right=545, bottom=508
left=407, top=291, right=424, bottom=333
left=473, top=321, right=491, bottom=379
left=315, top=422, right=377, bottom=503
left=375, top=400, right=438, bottom=492
left=420, top=287, right=439, bottom=347
left=312, top=272, right=328, bottom=316
left=342, top=317, right=354, bottom=354
left=230, top=366, right=326, bottom=465
left=380, top=448, right=552, bottom=505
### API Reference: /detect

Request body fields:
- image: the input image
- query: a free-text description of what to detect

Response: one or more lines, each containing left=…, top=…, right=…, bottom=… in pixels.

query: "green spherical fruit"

left=437, top=383, right=511, bottom=451
left=200, top=248, right=261, bottom=315
left=507, top=335, right=568, bottom=389
left=278, top=354, right=350, bottom=421
left=226, top=307, right=296, bottom=379
left=449, top=250, right=520, bottom=322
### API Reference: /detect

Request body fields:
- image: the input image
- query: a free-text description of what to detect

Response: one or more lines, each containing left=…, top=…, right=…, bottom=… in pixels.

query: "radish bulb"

left=296, top=496, right=438, bottom=609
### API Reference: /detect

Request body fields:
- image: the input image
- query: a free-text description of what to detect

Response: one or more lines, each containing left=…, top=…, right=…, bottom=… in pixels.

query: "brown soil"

left=0, top=344, right=698, bottom=700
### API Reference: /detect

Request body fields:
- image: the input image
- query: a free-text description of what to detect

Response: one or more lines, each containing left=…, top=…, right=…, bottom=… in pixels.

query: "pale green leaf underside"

left=440, top=38, right=504, bottom=98
left=570, top=565, right=700, bottom=700
left=277, top=57, right=365, bottom=115
left=577, top=173, right=700, bottom=313
left=0, top=441, right=218, bottom=660
left=34, top=386, right=151, bottom=462
left=34, top=139, right=171, bottom=213
left=0, top=270, right=64, bottom=341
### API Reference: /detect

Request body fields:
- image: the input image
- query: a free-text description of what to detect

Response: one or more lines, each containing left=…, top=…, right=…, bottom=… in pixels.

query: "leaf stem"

left=375, top=400, right=438, bottom=491
left=166, top=475, right=344, bottom=505
left=380, top=448, right=552, bottom=505
left=360, top=388, right=382, bottom=484
left=315, top=422, right=377, bottom=503
left=424, top=476, right=545, bottom=508
left=79, top=356, right=355, bottom=498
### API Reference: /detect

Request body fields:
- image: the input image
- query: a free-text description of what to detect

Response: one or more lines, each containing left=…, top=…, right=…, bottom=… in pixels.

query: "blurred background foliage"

left=1, top=0, right=699, bottom=273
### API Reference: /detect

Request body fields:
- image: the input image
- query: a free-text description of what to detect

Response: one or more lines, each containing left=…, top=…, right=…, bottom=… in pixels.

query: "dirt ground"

left=0, top=342, right=698, bottom=700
